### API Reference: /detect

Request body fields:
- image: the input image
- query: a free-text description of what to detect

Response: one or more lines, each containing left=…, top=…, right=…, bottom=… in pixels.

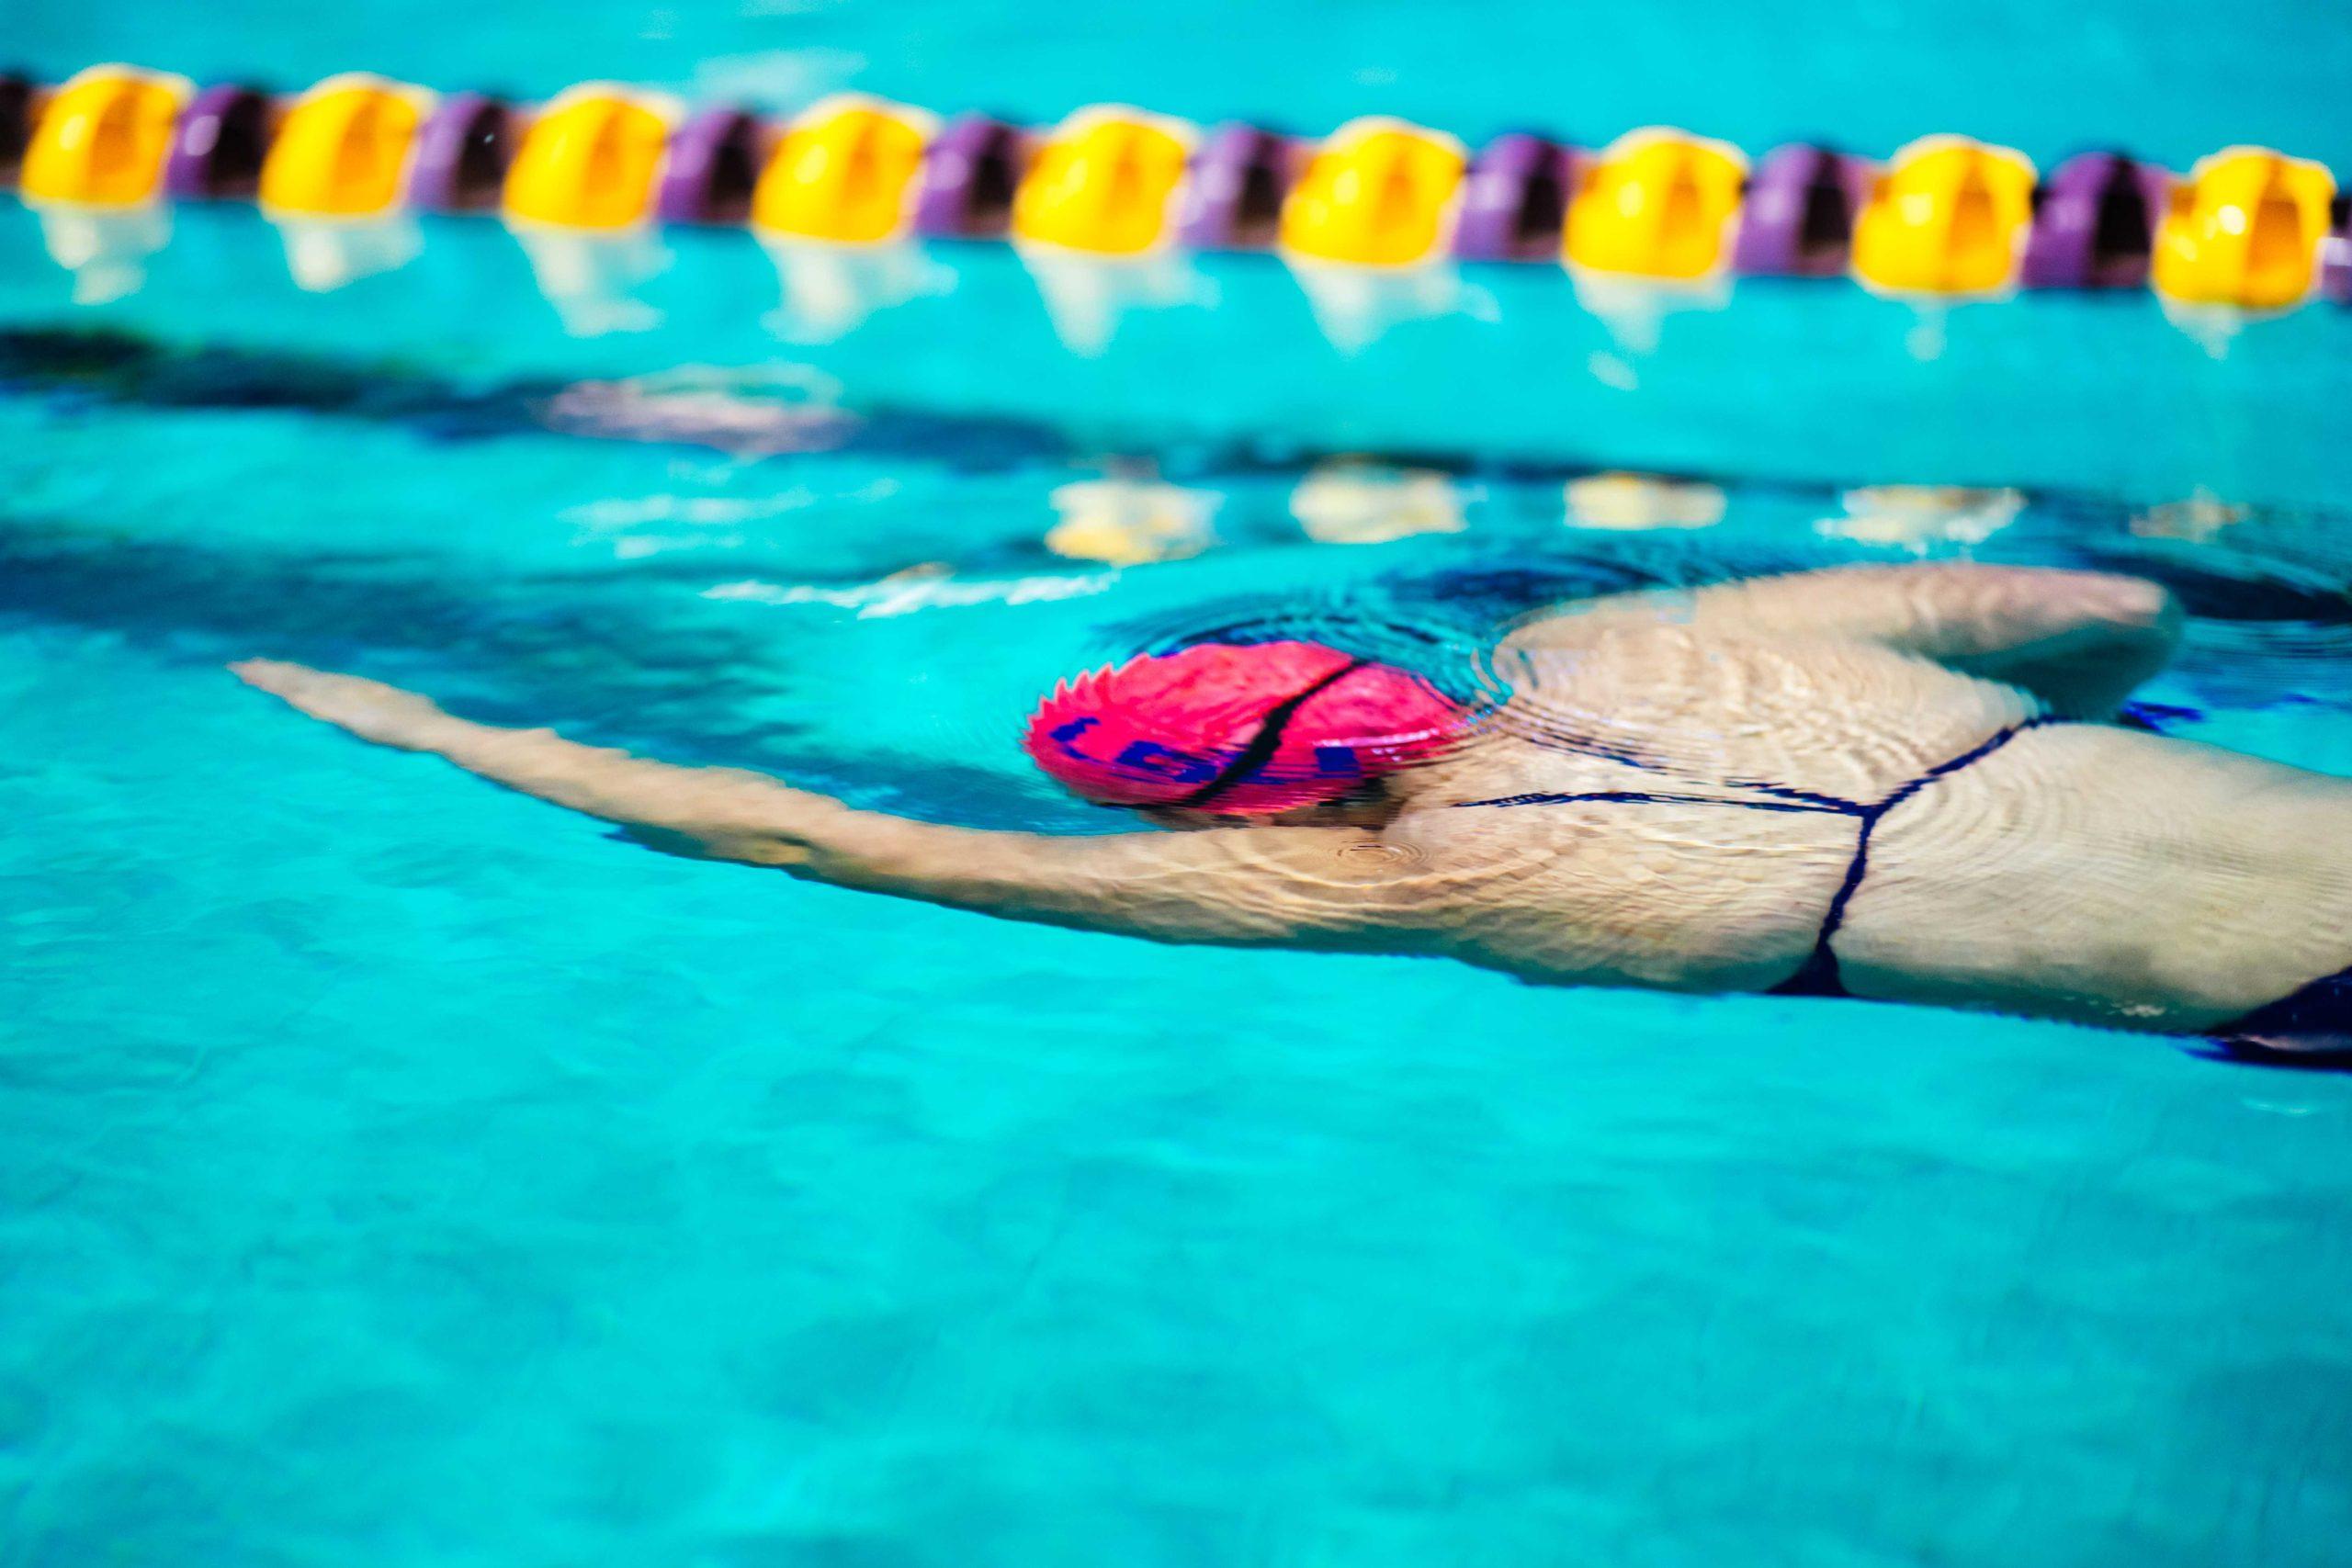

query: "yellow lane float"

left=1012, top=107, right=1194, bottom=255
left=255, top=74, right=435, bottom=291
left=15, top=59, right=2352, bottom=328
left=1278, top=118, right=1466, bottom=267
left=20, top=64, right=188, bottom=207
left=1850, top=136, right=2037, bottom=296
left=19, top=65, right=189, bottom=302
left=1563, top=128, right=1747, bottom=279
left=2151, top=147, right=2335, bottom=310
left=1013, top=109, right=1203, bottom=351
left=257, top=74, right=431, bottom=218
left=751, top=96, right=933, bottom=244
left=503, top=84, right=675, bottom=230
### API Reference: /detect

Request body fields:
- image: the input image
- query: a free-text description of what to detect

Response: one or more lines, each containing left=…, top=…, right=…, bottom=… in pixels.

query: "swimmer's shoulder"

left=1464, top=625, right=2042, bottom=808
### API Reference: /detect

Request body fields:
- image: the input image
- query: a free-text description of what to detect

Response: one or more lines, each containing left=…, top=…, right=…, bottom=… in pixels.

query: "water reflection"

left=506, top=229, right=671, bottom=335
left=1291, top=460, right=1465, bottom=545
left=272, top=215, right=422, bottom=293
left=706, top=564, right=1114, bottom=617
left=1282, top=262, right=1463, bottom=353
left=537, top=364, right=856, bottom=455
left=33, top=206, right=172, bottom=304
left=1564, top=472, right=1726, bottom=531
left=1566, top=270, right=1733, bottom=357
left=1817, top=486, right=2025, bottom=548
left=761, top=240, right=946, bottom=342
left=1021, top=253, right=1204, bottom=355
left=2132, top=492, right=2247, bottom=543
left=1046, top=476, right=1217, bottom=564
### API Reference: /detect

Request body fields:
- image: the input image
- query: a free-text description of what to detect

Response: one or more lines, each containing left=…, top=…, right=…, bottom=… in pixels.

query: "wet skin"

left=232, top=563, right=2352, bottom=1043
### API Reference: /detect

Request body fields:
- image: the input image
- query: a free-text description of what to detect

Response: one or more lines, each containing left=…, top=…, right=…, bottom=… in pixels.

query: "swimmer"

left=232, top=563, right=2352, bottom=1057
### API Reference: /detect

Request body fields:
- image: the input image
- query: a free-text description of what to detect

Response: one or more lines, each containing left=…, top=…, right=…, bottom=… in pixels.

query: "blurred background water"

left=5, top=2, right=2352, bottom=1564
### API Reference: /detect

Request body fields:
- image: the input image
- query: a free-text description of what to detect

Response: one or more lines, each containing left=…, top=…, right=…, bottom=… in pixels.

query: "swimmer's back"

left=1377, top=628, right=2038, bottom=994
left=1389, top=623, right=2352, bottom=1030
left=1849, top=722, right=2352, bottom=1030
left=1410, top=624, right=2039, bottom=811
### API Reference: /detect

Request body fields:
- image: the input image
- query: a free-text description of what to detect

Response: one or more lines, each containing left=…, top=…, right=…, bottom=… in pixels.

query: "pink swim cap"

left=1023, top=640, right=1466, bottom=814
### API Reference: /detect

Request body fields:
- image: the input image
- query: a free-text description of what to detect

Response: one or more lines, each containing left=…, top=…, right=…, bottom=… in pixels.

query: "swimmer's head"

left=1023, top=640, right=1467, bottom=817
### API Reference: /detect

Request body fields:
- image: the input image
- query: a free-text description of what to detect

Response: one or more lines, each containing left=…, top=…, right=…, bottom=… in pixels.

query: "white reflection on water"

left=1046, top=478, right=1219, bottom=564
left=1292, top=460, right=1466, bottom=545
left=705, top=566, right=1114, bottom=617
left=1817, top=485, right=2025, bottom=548
left=1565, top=472, right=1727, bottom=531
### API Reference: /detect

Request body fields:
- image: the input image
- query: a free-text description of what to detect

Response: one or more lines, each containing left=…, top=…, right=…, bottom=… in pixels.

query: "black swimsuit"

left=2210, top=970, right=2352, bottom=1065
left=1450, top=716, right=2352, bottom=1052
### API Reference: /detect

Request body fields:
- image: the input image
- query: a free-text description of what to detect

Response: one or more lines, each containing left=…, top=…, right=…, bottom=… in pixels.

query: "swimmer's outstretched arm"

left=231, top=661, right=1435, bottom=951
left=1513, top=563, right=2182, bottom=716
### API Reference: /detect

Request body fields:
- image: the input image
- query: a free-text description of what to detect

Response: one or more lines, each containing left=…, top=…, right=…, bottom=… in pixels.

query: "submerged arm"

left=231, top=661, right=1431, bottom=950
left=1512, top=563, right=2183, bottom=716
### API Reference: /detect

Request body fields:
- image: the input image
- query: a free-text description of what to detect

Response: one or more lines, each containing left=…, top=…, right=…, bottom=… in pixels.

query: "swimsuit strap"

left=1448, top=710, right=2351, bottom=1047
left=1450, top=716, right=2065, bottom=1000
left=1768, top=717, right=2061, bottom=998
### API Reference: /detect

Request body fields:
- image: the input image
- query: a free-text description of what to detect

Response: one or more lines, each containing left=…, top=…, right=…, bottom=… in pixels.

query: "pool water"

left=8, top=3, right=2352, bottom=1564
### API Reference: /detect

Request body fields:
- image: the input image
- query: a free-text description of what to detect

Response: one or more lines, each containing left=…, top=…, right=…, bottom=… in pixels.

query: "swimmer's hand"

left=232, top=658, right=831, bottom=843
left=232, top=660, right=466, bottom=750
left=230, top=660, right=1428, bottom=950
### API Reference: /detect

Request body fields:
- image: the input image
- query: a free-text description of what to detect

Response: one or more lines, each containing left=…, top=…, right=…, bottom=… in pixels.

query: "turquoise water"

left=9, top=4, right=2352, bottom=1564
